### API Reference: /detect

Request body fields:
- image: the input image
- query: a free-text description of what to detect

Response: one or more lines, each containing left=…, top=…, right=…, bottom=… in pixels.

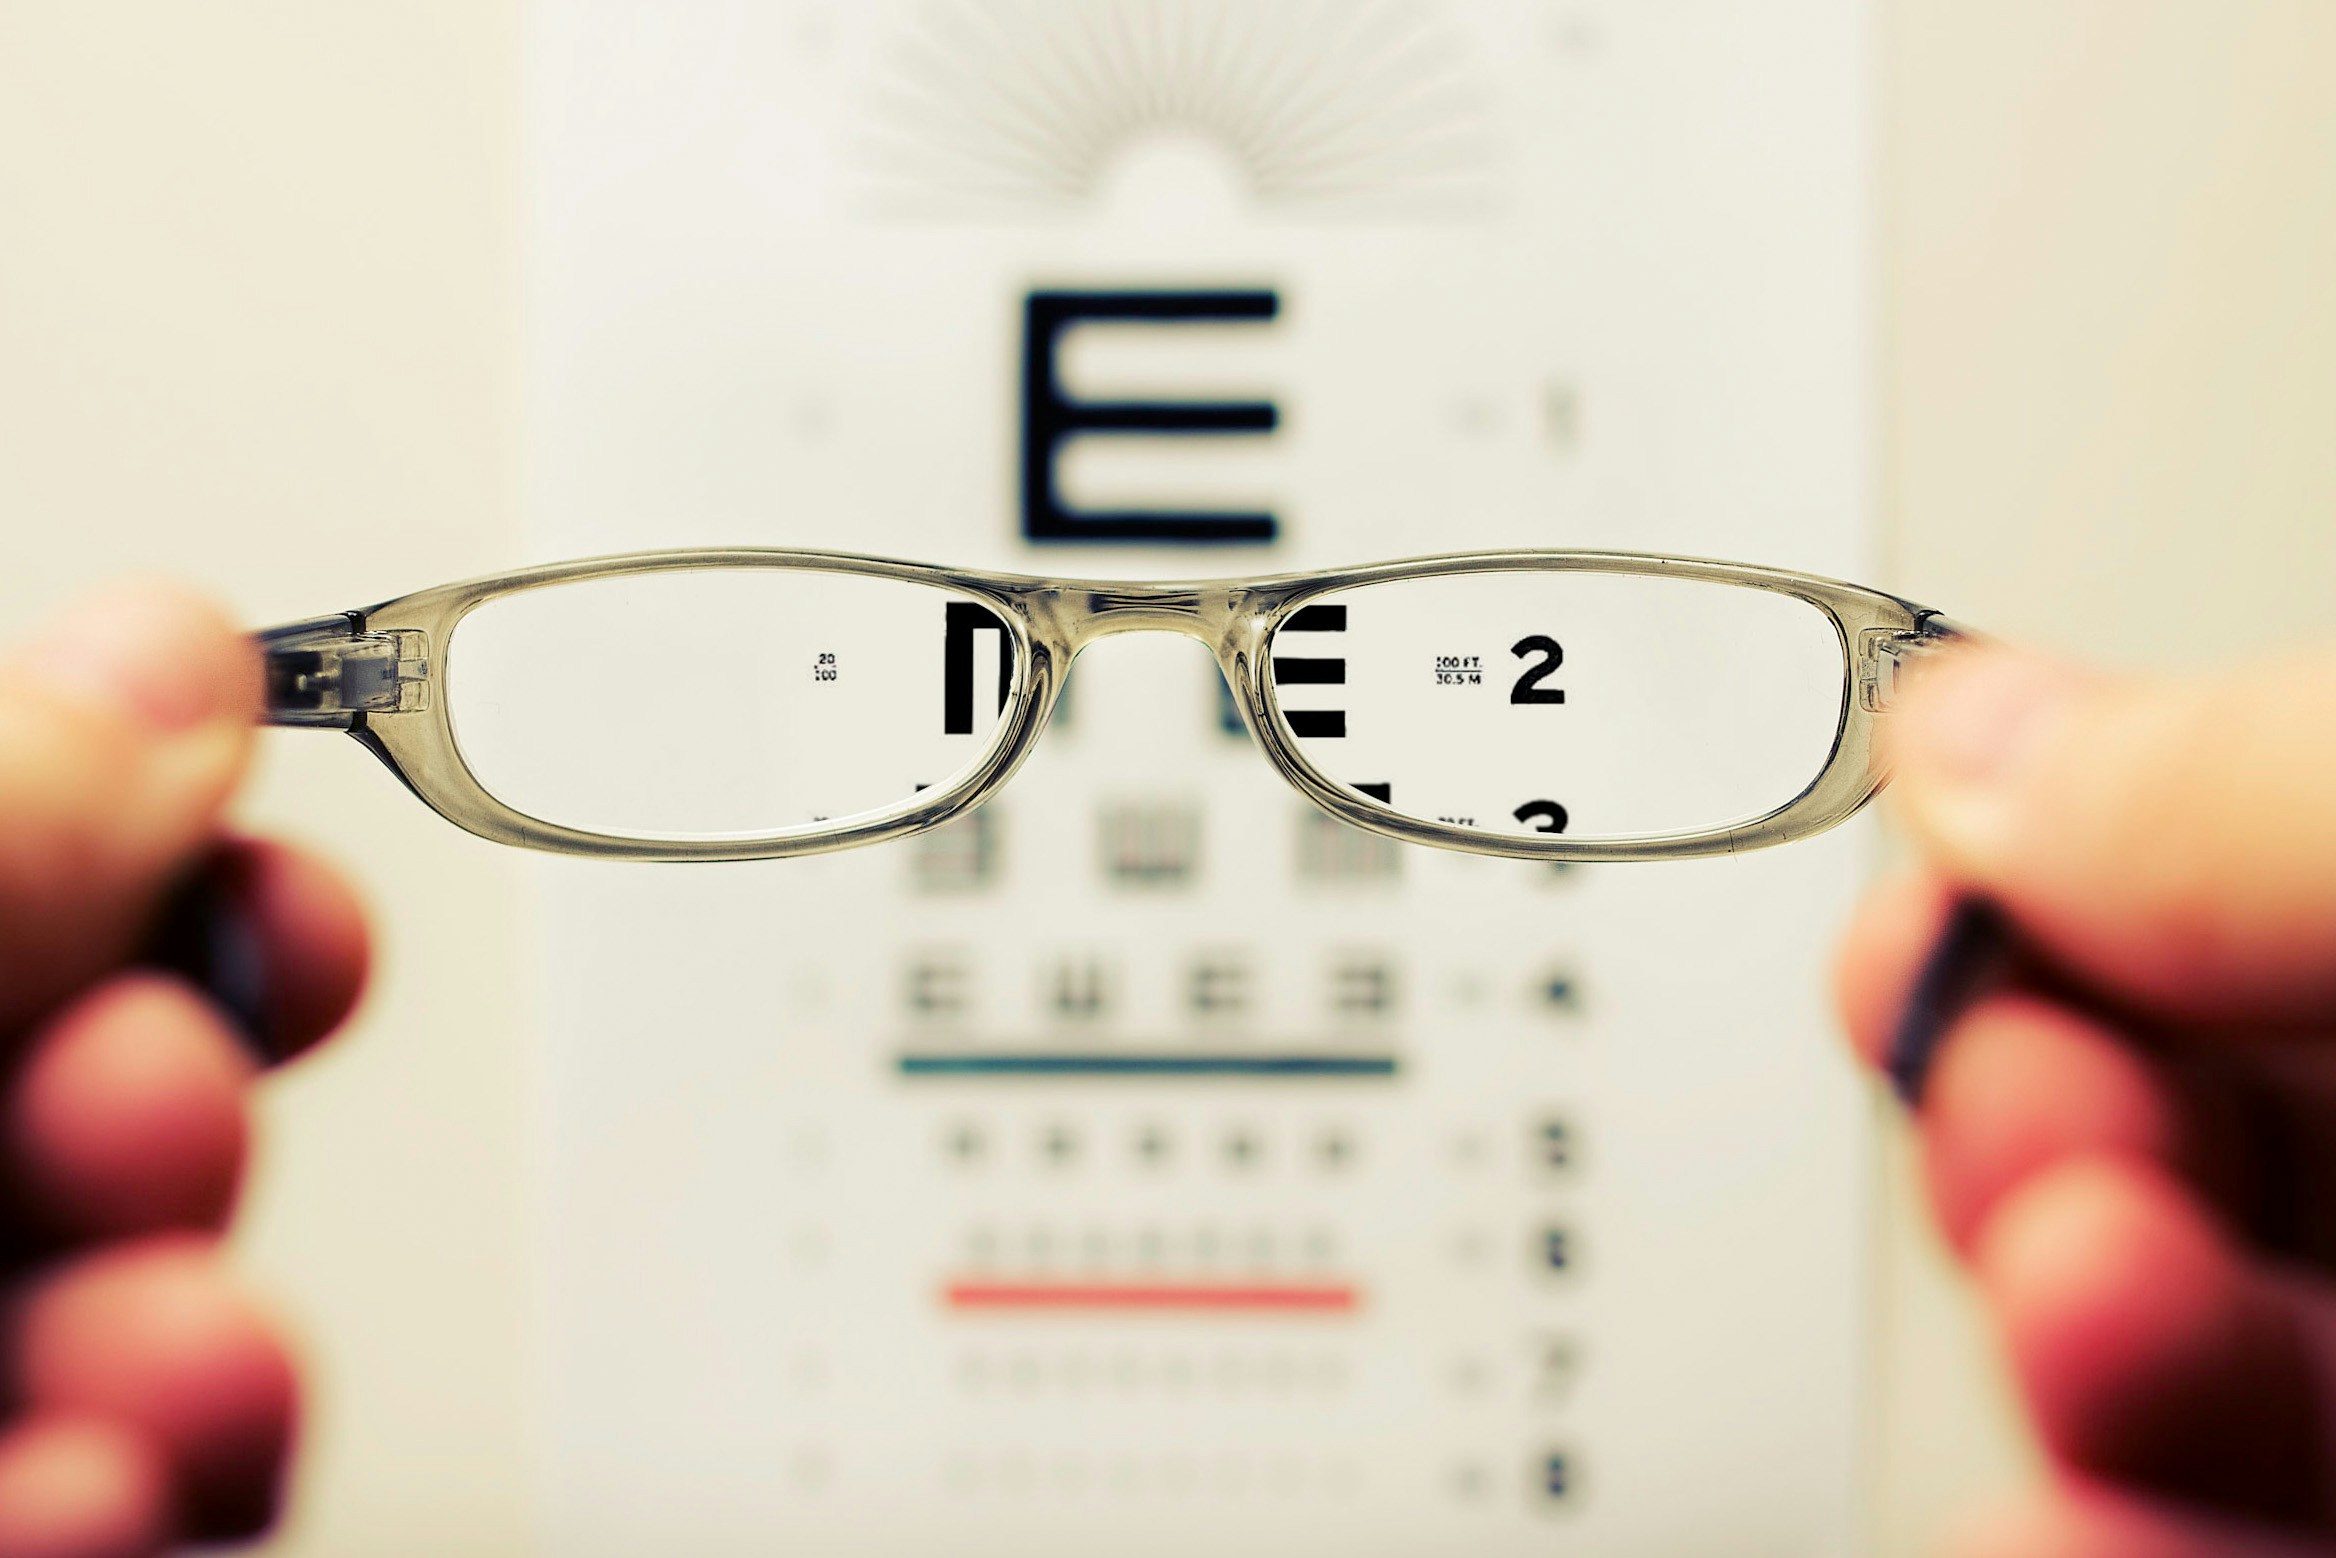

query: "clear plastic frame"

left=257, top=549, right=1964, bottom=864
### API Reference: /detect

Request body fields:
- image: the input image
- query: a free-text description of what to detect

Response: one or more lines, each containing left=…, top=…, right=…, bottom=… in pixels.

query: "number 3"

left=1510, top=635, right=1565, bottom=704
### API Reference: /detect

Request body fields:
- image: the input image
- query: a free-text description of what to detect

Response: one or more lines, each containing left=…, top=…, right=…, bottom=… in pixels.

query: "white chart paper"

left=526, top=3, right=1877, bottom=1552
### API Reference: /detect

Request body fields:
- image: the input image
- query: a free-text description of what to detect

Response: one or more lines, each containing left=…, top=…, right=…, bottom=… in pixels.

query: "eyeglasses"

left=257, top=549, right=1964, bottom=863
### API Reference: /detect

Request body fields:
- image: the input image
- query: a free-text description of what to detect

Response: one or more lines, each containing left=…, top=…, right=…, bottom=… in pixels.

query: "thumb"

left=0, top=582, right=258, bottom=1031
left=1883, top=643, right=2336, bottom=1027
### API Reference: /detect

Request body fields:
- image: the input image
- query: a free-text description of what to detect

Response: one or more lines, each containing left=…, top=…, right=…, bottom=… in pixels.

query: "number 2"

left=1510, top=635, right=1565, bottom=704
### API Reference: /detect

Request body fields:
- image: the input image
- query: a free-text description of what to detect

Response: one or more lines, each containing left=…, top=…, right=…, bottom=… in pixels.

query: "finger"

left=137, top=841, right=368, bottom=1065
left=1975, top=1156, right=2327, bottom=1527
left=10, top=1238, right=296, bottom=1544
left=1916, top=993, right=2203, bottom=1256
left=229, top=841, right=367, bottom=1059
left=1883, top=645, right=2336, bottom=1026
left=0, top=584, right=258, bottom=1033
left=1832, top=865, right=1957, bottom=1068
left=1908, top=984, right=2336, bottom=1268
left=0, top=1415, right=171, bottom=1558
left=1835, top=863, right=2336, bottom=1266
left=1950, top=1482, right=2332, bottom=1558
left=0, top=976, right=252, bottom=1248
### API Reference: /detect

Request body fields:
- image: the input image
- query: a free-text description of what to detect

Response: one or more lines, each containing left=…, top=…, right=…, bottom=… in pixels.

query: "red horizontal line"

left=944, top=1281, right=1359, bottom=1314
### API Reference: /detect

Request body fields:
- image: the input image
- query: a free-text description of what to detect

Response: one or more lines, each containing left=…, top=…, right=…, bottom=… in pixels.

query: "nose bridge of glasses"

left=1024, top=582, right=1254, bottom=655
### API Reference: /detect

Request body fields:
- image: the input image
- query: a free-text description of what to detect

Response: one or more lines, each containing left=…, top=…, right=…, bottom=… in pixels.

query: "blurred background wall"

left=0, top=3, right=2329, bottom=1553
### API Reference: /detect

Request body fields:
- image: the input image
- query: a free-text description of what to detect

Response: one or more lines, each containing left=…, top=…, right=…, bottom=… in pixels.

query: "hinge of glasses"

left=1859, top=615, right=1962, bottom=713
left=259, top=616, right=430, bottom=728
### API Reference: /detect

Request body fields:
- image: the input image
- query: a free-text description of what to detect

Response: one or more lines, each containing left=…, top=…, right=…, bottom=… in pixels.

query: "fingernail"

left=1892, top=652, right=2079, bottom=852
left=11, top=583, right=243, bottom=732
left=141, top=852, right=277, bottom=1063
left=1886, top=897, right=2014, bottom=1106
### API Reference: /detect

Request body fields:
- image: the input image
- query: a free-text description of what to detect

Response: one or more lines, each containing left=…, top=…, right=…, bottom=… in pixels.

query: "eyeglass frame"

left=256, top=548, right=1964, bottom=865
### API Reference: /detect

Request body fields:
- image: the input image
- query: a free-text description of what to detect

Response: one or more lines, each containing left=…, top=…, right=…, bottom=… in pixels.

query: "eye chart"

left=524, top=3, right=1877, bottom=1554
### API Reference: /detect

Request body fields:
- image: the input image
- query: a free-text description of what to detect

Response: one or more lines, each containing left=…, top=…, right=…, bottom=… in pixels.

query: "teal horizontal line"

left=895, top=1053, right=1399, bottom=1079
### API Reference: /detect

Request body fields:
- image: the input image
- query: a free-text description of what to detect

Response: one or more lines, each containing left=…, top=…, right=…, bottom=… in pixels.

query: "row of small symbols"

left=906, top=801, right=1413, bottom=893
left=941, top=1119, right=1363, bottom=1174
left=957, top=1224, right=1341, bottom=1274
left=956, top=1349, right=1349, bottom=1398
left=1445, top=1334, right=1583, bottom=1406
left=1448, top=1451, right=1582, bottom=1511
left=935, top=1451, right=1574, bottom=1508
left=943, top=1453, right=1362, bottom=1500
left=904, top=950, right=1400, bottom=1025
left=913, top=804, right=1584, bottom=895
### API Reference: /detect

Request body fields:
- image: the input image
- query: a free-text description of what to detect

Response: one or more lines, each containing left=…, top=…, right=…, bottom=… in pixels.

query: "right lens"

left=445, top=566, right=1020, bottom=841
left=1267, top=569, right=1848, bottom=843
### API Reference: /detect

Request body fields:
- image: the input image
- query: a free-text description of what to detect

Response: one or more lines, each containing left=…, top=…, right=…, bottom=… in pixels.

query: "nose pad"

left=1037, top=633, right=1251, bottom=756
left=1015, top=631, right=1299, bottom=880
left=1040, top=645, right=1080, bottom=736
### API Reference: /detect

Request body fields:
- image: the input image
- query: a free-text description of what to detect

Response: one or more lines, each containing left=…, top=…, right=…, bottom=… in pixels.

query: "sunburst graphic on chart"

left=852, top=0, right=1501, bottom=218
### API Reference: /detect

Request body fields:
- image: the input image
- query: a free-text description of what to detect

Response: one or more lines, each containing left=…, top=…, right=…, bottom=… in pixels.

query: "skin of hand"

left=0, top=583, right=368, bottom=1558
left=1835, top=643, right=2336, bottom=1557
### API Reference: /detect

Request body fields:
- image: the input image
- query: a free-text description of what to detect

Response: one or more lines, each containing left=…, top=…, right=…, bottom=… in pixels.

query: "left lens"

left=445, top=566, right=1019, bottom=841
left=1266, top=569, right=1847, bottom=843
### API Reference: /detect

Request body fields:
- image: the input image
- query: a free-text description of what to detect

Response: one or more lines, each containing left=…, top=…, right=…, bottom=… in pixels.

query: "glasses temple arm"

left=254, top=614, right=431, bottom=729
left=1911, top=609, right=1974, bottom=644
left=1857, top=607, right=1977, bottom=714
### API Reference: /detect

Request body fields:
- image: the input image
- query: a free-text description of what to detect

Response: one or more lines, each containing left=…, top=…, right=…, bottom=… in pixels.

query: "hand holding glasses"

left=256, top=549, right=1964, bottom=864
